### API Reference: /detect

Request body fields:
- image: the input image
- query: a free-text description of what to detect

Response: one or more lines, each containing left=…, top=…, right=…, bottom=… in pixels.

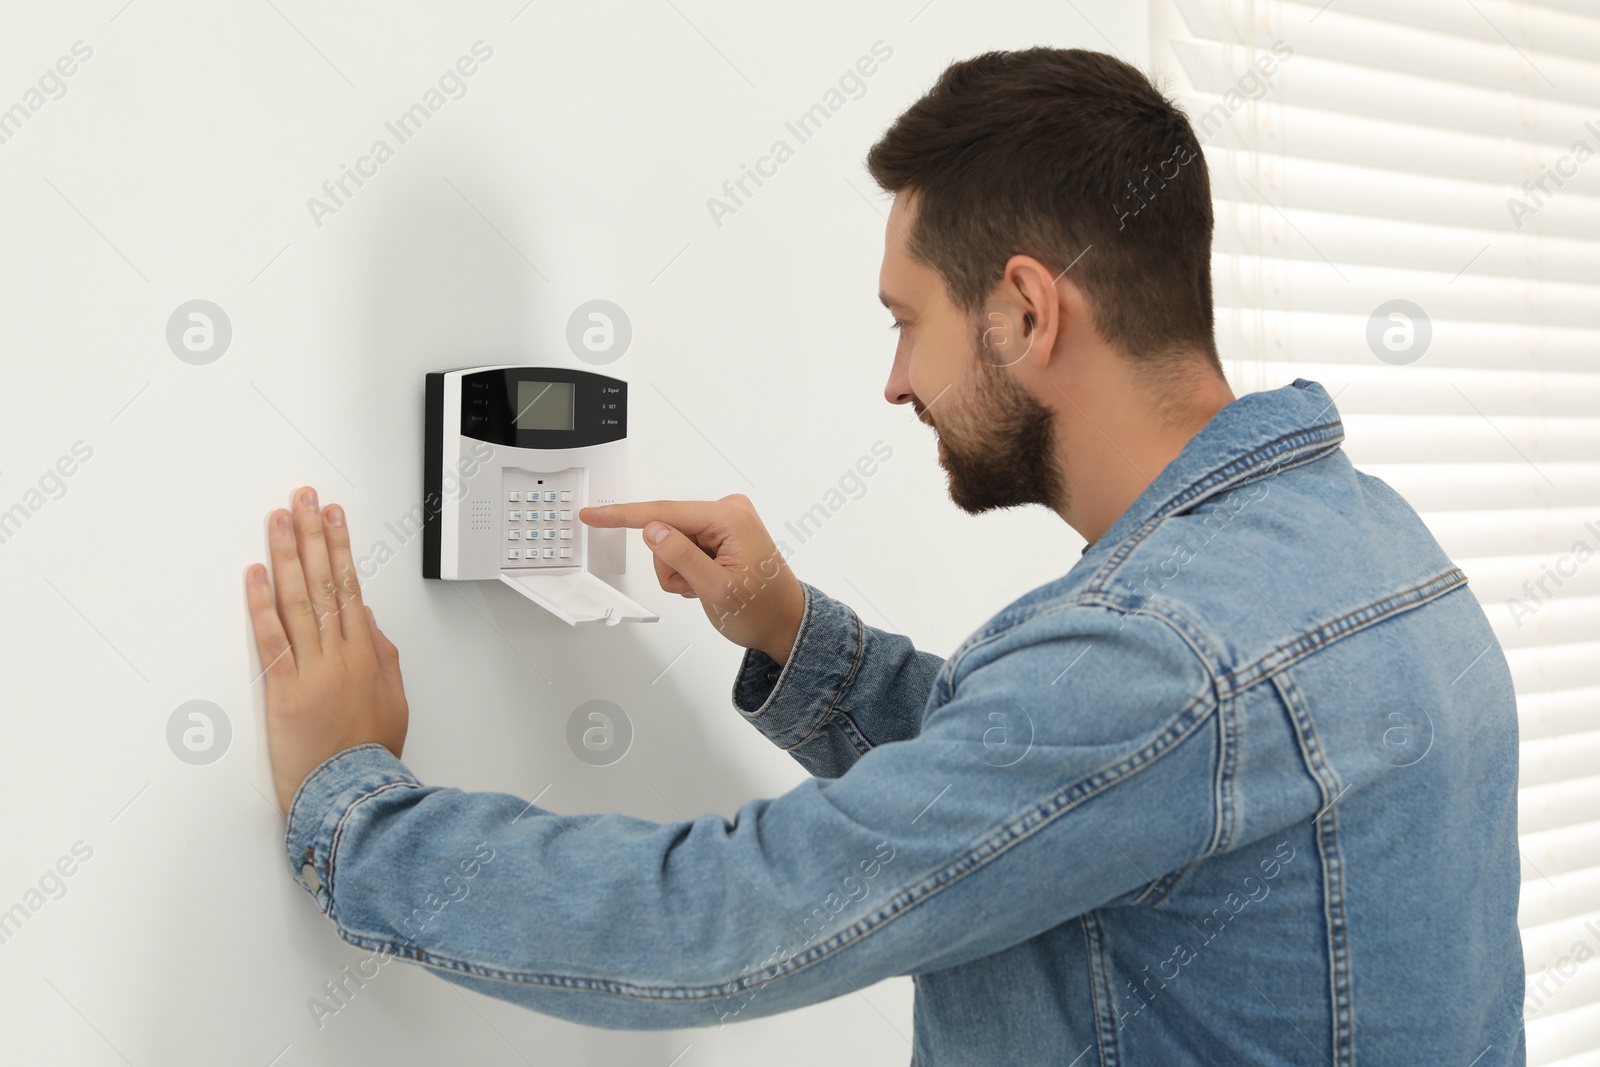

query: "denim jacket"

left=285, top=379, right=1525, bottom=1065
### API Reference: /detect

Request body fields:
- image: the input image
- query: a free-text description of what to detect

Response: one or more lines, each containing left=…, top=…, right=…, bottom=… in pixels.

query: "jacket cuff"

left=283, top=743, right=422, bottom=915
left=730, top=582, right=865, bottom=749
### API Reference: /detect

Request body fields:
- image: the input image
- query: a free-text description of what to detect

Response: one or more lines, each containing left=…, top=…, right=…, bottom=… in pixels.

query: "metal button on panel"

left=301, top=862, right=322, bottom=893
left=544, top=491, right=557, bottom=502
left=507, top=491, right=520, bottom=502
left=558, top=547, right=572, bottom=558
left=543, top=510, right=556, bottom=521
left=525, top=529, right=538, bottom=540
left=559, top=509, right=572, bottom=521
left=559, top=528, right=572, bottom=539
left=543, top=529, right=555, bottom=540
left=507, top=548, right=520, bottom=560
left=559, top=490, right=572, bottom=501
left=508, top=509, right=520, bottom=521
left=543, top=548, right=555, bottom=558
left=507, top=530, right=519, bottom=540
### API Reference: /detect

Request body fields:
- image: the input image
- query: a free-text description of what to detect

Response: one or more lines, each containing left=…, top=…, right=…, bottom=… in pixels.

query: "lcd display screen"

left=515, top=380, right=575, bottom=431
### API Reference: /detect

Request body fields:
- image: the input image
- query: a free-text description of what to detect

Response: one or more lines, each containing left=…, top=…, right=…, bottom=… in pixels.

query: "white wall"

left=0, top=2, right=1142, bottom=1063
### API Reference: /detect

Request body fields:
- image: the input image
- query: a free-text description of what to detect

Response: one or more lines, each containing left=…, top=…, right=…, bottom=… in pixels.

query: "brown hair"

left=866, top=47, right=1220, bottom=374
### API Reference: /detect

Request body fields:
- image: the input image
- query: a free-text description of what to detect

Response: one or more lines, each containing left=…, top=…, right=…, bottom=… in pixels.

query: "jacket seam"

left=1073, top=594, right=1232, bottom=864
left=1131, top=693, right=1236, bottom=909
left=742, top=579, right=820, bottom=723
left=324, top=778, right=427, bottom=926
left=940, top=591, right=1223, bottom=720
left=779, top=606, right=868, bottom=753
left=1212, top=681, right=1240, bottom=856
left=1222, top=568, right=1468, bottom=698
left=1132, top=863, right=1191, bottom=908
left=1084, top=912, right=1121, bottom=1067
left=1272, top=669, right=1355, bottom=1067
left=832, top=710, right=874, bottom=759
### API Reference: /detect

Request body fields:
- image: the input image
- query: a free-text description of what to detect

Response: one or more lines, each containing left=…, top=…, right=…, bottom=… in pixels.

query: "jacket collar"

left=1080, top=379, right=1346, bottom=564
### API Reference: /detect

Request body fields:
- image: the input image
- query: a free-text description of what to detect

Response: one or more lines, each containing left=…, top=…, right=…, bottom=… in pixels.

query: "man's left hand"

left=246, top=486, right=409, bottom=812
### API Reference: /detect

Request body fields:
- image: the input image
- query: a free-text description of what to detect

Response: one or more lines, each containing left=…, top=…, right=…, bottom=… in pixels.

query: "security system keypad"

left=425, top=364, right=654, bottom=626
left=503, top=470, right=582, bottom=568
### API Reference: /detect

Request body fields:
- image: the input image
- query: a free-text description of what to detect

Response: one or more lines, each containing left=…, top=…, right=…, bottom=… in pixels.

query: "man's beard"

left=916, top=324, right=1067, bottom=515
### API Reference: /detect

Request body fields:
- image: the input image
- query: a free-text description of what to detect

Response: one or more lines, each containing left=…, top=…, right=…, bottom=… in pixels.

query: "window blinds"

left=1149, top=1, right=1600, bottom=1062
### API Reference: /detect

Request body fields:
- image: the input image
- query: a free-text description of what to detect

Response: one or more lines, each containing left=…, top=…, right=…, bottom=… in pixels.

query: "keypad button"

left=558, top=547, right=572, bottom=558
left=507, top=530, right=519, bottom=540
left=543, top=547, right=555, bottom=558
left=559, top=509, right=572, bottom=521
left=507, top=548, right=520, bottom=560
left=508, top=509, right=521, bottom=522
left=544, top=491, right=557, bottom=502
left=559, top=491, right=572, bottom=501
left=559, top=528, right=572, bottom=539
left=507, top=491, right=520, bottom=502
left=543, top=529, right=555, bottom=540
left=544, top=510, right=556, bottom=521
left=525, top=529, right=538, bottom=540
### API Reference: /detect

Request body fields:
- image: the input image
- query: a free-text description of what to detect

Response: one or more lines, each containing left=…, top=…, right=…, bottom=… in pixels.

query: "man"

left=245, top=47, right=1524, bottom=1065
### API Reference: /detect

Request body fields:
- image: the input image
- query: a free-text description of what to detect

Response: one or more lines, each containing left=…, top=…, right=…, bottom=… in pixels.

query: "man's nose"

left=884, top=354, right=915, bottom=406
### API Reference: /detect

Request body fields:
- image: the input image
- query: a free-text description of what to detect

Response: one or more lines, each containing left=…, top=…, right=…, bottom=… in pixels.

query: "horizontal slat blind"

left=1151, top=1, right=1600, bottom=1062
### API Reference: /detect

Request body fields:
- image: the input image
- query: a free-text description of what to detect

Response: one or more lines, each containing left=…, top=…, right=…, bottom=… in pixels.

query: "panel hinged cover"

left=498, top=570, right=658, bottom=626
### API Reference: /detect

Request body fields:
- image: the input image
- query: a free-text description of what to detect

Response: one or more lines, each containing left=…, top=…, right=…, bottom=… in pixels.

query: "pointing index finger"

left=580, top=500, right=718, bottom=532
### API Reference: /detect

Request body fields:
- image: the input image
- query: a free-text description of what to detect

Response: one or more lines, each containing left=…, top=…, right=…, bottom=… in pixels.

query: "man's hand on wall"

left=245, top=486, right=410, bottom=812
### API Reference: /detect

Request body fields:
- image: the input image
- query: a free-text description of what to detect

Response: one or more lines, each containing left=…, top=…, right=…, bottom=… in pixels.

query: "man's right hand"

left=579, top=495, right=806, bottom=666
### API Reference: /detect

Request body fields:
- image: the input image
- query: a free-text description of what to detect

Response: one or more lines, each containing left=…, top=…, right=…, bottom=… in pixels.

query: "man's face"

left=879, top=193, right=1067, bottom=515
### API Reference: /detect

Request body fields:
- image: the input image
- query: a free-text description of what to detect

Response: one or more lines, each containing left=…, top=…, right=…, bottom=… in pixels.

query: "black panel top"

left=459, top=367, right=626, bottom=449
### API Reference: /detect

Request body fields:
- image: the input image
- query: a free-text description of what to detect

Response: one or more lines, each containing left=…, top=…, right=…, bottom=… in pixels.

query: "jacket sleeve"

left=283, top=605, right=1222, bottom=1031
left=728, top=582, right=946, bottom=778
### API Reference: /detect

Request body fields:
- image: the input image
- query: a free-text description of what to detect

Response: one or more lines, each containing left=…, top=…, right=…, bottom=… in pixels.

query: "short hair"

left=866, top=47, right=1220, bottom=374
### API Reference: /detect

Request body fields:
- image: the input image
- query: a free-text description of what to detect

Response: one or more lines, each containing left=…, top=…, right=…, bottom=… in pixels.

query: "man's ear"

left=979, top=254, right=1062, bottom=367
left=1000, top=253, right=1063, bottom=367
left=978, top=300, right=1036, bottom=367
